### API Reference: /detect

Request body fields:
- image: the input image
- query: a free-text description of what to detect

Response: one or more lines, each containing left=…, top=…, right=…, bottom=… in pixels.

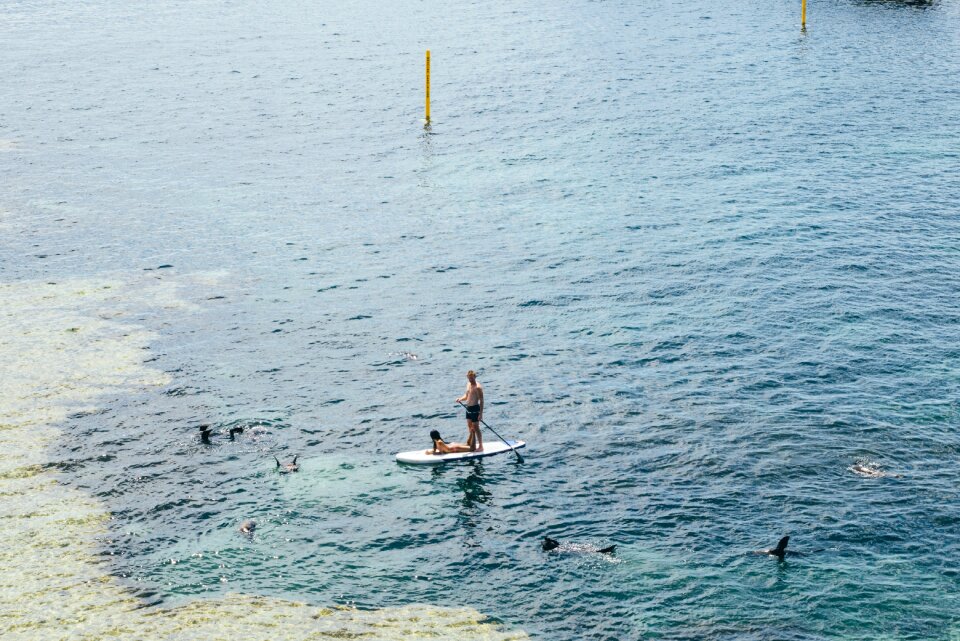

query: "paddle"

left=457, top=400, right=524, bottom=463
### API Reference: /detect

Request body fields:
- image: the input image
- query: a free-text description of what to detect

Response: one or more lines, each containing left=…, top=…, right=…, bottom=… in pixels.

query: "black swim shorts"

left=465, top=404, right=481, bottom=421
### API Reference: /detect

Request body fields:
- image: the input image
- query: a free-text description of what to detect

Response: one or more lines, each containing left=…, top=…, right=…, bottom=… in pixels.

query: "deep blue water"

left=3, top=0, right=960, bottom=639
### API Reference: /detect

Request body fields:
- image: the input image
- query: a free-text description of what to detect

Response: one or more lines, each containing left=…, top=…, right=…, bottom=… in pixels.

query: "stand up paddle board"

left=395, top=440, right=526, bottom=465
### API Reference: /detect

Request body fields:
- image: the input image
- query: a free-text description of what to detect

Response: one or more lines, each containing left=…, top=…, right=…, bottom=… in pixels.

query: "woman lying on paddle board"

left=425, top=430, right=472, bottom=455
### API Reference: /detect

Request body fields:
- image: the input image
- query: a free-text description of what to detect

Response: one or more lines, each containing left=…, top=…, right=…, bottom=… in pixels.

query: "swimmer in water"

left=274, top=455, right=299, bottom=473
left=850, top=461, right=903, bottom=478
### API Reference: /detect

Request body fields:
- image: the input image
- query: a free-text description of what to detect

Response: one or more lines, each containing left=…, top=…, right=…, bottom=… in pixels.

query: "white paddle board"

left=395, top=439, right=525, bottom=465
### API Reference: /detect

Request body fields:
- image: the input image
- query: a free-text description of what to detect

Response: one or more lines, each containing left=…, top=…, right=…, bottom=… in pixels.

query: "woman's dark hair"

left=430, top=430, right=442, bottom=442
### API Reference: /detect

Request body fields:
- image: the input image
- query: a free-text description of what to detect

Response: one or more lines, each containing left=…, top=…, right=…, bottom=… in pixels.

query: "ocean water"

left=2, top=0, right=960, bottom=639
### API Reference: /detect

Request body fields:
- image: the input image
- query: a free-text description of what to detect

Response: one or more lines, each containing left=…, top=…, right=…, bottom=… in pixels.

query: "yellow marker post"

left=801, top=0, right=807, bottom=29
left=425, top=50, right=431, bottom=122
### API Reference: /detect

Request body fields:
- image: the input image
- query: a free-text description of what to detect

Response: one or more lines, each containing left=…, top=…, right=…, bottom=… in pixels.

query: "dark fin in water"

left=198, top=424, right=212, bottom=442
left=292, top=455, right=298, bottom=465
left=542, top=536, right=560, bottom=551
left=772, top=536, right=789, bottom=560
left=598, top=545, right=616, bottom=554
left=229, top=427, right=244, bottom=439
left=274, top=455, right=281, bottom=468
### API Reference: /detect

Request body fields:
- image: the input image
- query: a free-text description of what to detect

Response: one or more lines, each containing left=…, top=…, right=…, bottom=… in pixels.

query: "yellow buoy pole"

left=801, top=0, right=807, bottom=29
left=425, top=50, right=431, bottom=122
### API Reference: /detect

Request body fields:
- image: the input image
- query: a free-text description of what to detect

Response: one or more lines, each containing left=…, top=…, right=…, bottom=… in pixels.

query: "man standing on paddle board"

left=456, top=370, right=484, bottom=451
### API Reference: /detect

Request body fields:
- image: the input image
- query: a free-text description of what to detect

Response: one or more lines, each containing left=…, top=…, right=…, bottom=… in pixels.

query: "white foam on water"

left=0, top=275, right=528, bottom=641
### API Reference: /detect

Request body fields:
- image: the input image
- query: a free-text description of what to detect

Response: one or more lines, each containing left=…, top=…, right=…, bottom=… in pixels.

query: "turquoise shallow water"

left=2, top=0, right=960, bottom=639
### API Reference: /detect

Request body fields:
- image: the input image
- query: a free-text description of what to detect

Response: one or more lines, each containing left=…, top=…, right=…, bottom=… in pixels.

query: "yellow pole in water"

left=801, top=0, right=807, bottom=29
left=425, top=50, right=431, bottom=122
